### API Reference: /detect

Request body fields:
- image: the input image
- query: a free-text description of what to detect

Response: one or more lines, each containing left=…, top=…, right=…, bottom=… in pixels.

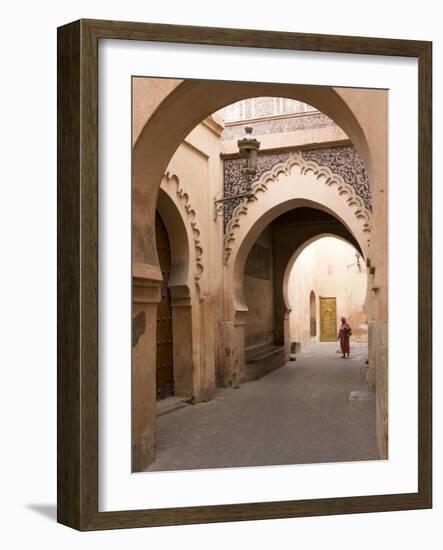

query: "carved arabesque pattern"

left=223, top=145, right=372, bottom=231
left=302, top=146, right=371, bottom=211
left=223, top=152, right=289, bottom=230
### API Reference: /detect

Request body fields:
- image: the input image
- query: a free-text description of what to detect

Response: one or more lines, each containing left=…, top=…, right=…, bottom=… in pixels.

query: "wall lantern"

left=347, top=251, right=362, bottom=272
left=214, top=126, right=261, bottom=219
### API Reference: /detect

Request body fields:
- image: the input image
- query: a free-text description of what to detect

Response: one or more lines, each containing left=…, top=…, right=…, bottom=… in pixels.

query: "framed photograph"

left=57, top=19, right=432, bottom=530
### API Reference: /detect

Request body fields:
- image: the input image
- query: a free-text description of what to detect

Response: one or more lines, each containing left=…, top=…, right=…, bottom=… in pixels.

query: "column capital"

left=169, top=284, right=192, bottom=307
left=133, top=262, right=162, bottom=304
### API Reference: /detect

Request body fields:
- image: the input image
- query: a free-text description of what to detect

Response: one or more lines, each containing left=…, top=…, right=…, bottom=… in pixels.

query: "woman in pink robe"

left=338, top=317, right=352, bottom=358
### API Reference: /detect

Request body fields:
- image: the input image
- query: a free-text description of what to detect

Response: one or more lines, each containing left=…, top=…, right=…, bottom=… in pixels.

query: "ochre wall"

left=244, top=227, right=275, bottom=354
left=288, top=237, right=368, bottom=349
left=132, top=77, right=183, bottom=144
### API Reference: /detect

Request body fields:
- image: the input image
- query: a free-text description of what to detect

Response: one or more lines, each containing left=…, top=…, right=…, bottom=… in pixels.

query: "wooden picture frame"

left=57, top=19, right=432, bottom=530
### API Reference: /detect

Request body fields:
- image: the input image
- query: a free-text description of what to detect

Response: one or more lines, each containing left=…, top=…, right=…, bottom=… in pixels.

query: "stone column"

left=132, top=275, right=161, bottom=472
left=376, top=315, right=389, bottom=459
left=218, top=310, right=247, bottom=387
left=233, top=313, right=247, bottom=384
left=169, top=285, right=194, bottom=398
left=367, top=319, right=377, bottom=391
left=283, top=308, right=291, bottom=358
left=366, top=263, right=377, bottom=391
left=198, top=295, right=217, bottom=401
left=366, top=259, right=388, bottom=460
left=218, top=320, right=234, bottom=387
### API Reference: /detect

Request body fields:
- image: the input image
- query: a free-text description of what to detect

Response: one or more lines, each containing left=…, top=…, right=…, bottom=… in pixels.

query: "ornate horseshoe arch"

left=222, top=154, right=372, bottom=323
left=223, top=151, right=372, bottom=266
left=281, top=232, right=363, bottom=313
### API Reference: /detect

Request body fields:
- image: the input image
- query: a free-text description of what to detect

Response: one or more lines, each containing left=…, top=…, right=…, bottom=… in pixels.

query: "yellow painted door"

left=320, top=297, right=337, bottom=342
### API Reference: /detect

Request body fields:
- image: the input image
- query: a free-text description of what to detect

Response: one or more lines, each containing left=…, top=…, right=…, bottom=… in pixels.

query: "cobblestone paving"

left=146, top=342, right=378, bottom=472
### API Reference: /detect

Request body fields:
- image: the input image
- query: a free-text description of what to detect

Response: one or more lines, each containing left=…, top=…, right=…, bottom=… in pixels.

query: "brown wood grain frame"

left=57, top=19, right=432, bottom=530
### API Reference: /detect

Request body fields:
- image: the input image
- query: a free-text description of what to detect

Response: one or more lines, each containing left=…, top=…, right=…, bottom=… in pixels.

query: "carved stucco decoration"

left=223, top=152, right=289, bottom=230
left=223, top=151, right=372, bottom=264
left=163, top=173, right=204, bottom=290
left=302, top=146, right=371, bottom=211
left=221, top=112, right=336, bottom=141
left=223, top=145, right=372, bottom=231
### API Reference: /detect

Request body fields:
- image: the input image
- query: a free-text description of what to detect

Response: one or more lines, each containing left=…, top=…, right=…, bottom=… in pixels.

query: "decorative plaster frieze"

left=223, top=152, right=289, bottom=230
left=302, top=146, right=371, bottom=211
left=163, top=173, right=204, bottom=290
left=221, top=112, right=335, bottom=141
left=223, top=145, right=372, bottom=230
left=223, top=151, right=372, bottom=264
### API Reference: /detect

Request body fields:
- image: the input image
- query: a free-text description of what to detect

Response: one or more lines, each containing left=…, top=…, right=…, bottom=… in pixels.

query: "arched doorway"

left=286, top=236, right=368, bottom=351
left=236, top=203, right=365, bottom=384
left=133, top=185, right=199, bottom=470
left=155, top=187, right=197, bottom=400
left=221, top=156, right=370, bottom=388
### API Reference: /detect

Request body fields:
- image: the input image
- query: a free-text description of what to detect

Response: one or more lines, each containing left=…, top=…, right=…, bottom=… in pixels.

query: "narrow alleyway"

left=145, top=342, right=377, bottom=472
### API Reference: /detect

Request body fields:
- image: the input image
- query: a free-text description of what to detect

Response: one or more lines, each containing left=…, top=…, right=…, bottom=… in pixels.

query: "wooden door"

left=320, top=297, right=337, bottom=342
left=155, top=212, right=174, bottom=400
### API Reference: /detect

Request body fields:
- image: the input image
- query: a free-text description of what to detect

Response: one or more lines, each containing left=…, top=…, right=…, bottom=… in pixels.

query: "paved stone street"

left=146, top=342, right=377, bottom=472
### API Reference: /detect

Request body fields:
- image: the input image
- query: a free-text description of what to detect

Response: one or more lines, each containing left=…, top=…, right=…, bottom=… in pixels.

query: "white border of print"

left=98, top=39, right=418, bottom=512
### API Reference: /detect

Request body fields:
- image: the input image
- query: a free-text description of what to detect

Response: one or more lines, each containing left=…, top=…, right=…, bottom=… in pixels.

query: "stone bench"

left=245, top=345, right=286, bottom=381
